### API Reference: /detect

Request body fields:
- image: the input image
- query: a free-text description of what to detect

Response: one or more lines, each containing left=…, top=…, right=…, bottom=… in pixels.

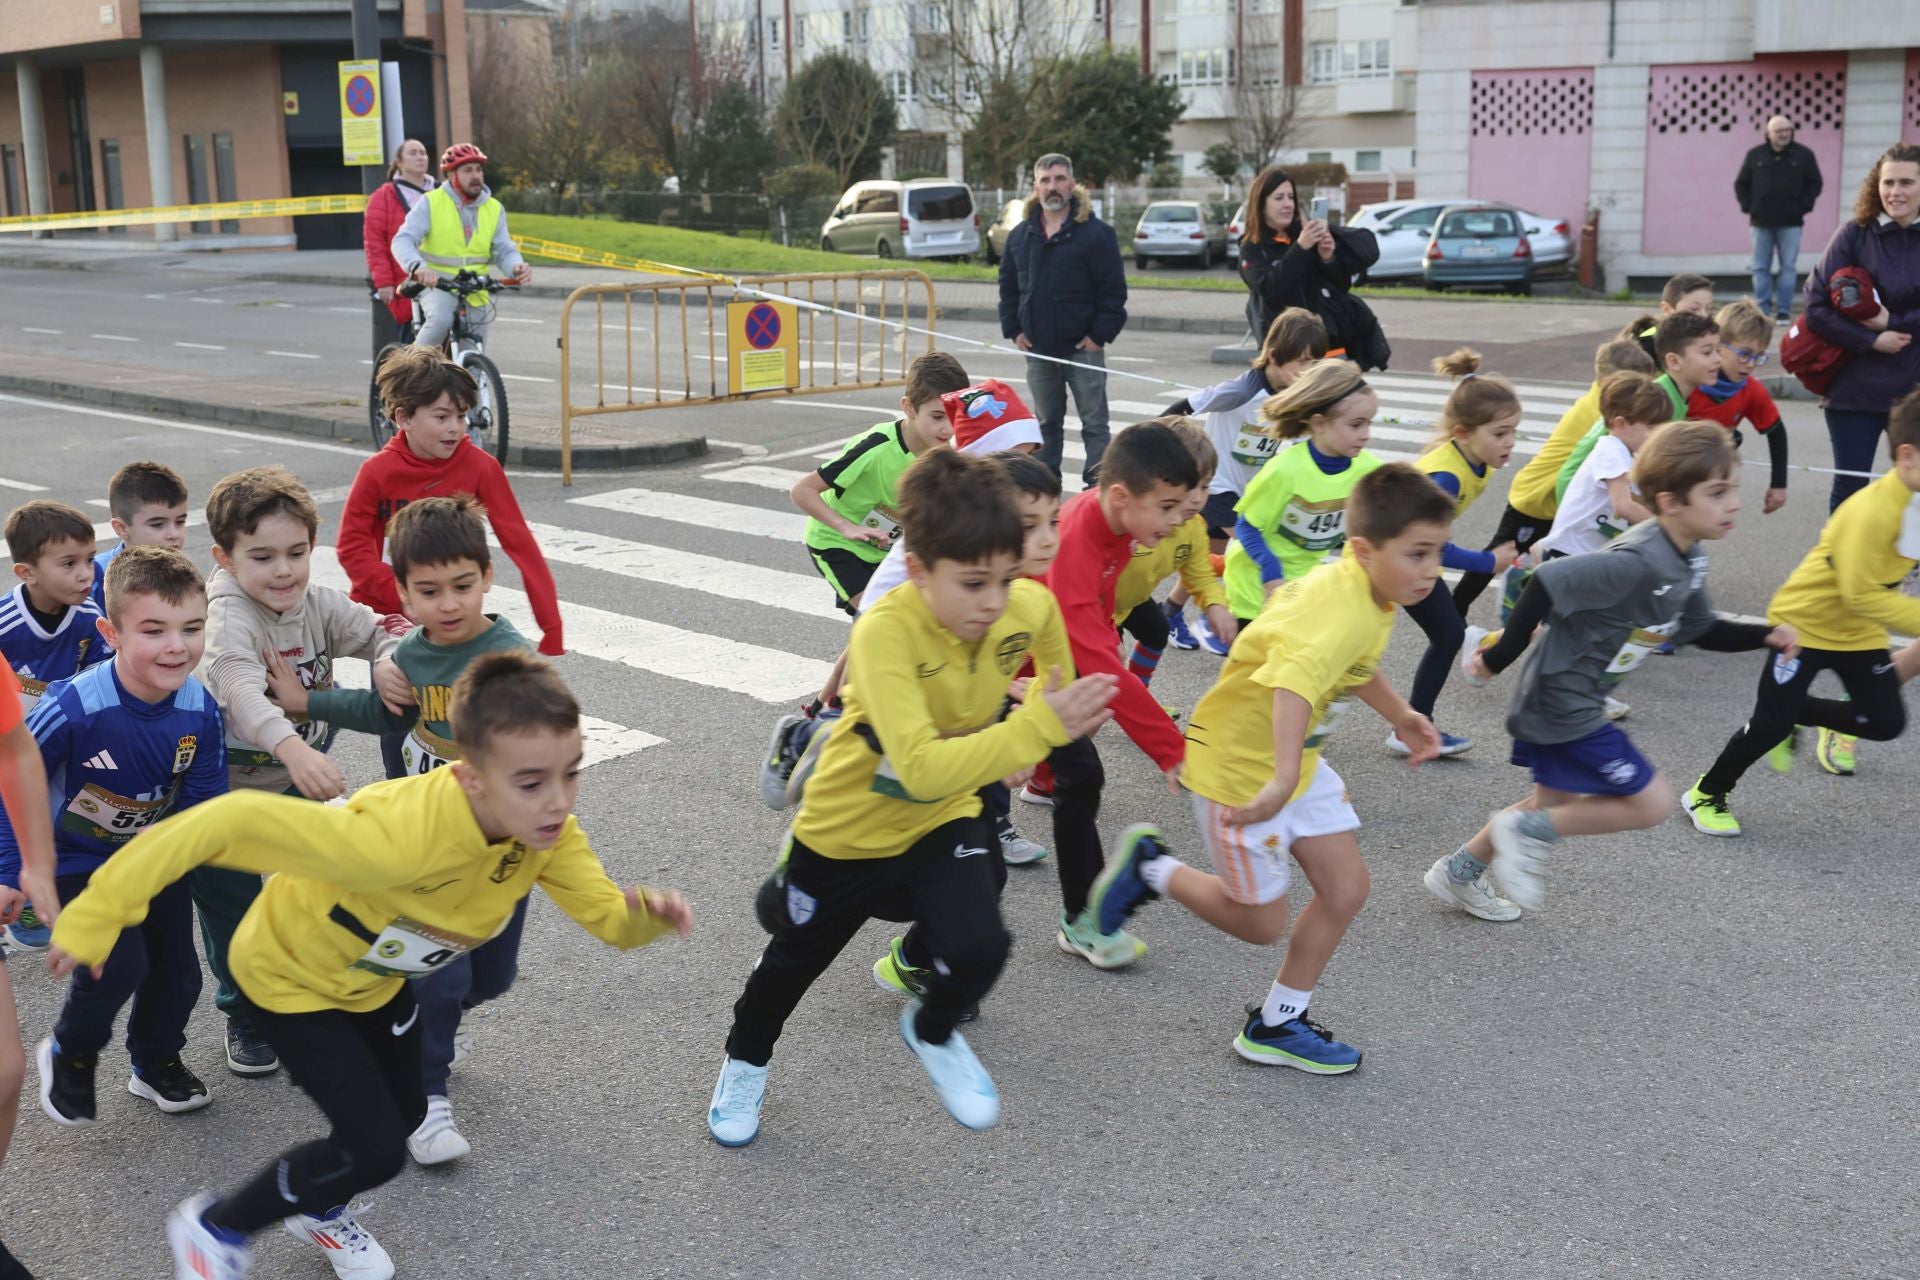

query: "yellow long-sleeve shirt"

left=1768, top=469, right=1920, bottom=650
left=795, top=577, right=1075, bottom=860
left=49, top=767, right=674, bottom=1014
left=1111, top=515, right=1227, bottom=621
left=1508, top=381, right=1602, bottom=520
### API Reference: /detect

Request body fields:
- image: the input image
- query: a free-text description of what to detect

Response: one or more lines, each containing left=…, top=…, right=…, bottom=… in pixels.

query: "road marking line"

left=0, top=477, right=49, bottom=492
left=187, top=297, right=225, bottom=305
left=327, top=306, right=366, bottom=314
left=91, top=333, right=139, bottom=343
left=22, top=326, right=62, bottom=335
left=173, top=342, right=227, bottom=351
left=493, top=317, right=546, bottom=325
left=266, top=350, right=322, bottom=360
left=499, top=373, right=554, bottom=383
left=513, top=522, right=848, bottom=623
left=702, top=465, right=813, bottom=492
left=570, top=487, right=806, bottom=541
left=0, top=393, right=375, bottom=457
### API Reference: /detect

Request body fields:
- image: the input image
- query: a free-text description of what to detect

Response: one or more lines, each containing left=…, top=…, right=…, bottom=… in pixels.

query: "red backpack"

left=1780, top=266, right=1880, bottom=396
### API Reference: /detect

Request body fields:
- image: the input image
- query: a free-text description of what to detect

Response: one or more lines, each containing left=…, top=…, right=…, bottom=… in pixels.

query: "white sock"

left=1140, top=854, right=1184, bottom=895
left=1261, top=982, right=1313, bottom=1027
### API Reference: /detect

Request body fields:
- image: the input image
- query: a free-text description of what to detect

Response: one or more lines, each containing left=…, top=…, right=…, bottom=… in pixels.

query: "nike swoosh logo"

left=391, top=1005, right=420, bottom=1037
left=1873, top=662, right=1895, bottom=675
left=412, top=878, right=460, bottom=894
left=954, top=845, right=988, bottom=858
left=1652, top=585, right=1674, bottom=596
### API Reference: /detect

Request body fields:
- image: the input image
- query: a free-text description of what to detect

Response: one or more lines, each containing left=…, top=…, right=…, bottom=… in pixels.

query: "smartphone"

left=1310, top=196, right=1329, bottom=223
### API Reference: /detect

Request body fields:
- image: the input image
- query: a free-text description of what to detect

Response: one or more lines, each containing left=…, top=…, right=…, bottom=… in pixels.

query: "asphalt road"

left=0, top=346, right=1915, bottom=1279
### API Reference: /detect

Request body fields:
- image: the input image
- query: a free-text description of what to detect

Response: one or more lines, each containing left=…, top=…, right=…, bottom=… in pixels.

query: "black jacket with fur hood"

left=996, top=186, right=1129, bottom=356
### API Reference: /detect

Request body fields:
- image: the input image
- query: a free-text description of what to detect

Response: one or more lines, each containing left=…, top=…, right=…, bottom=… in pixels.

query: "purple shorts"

left=1510, top=724, right=1655, bottom=797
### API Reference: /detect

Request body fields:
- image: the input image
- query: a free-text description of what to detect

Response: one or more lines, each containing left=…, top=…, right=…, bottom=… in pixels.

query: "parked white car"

left=819, top=179, right=980, bottom=261
left=1132, top=201, right=1230, bottom=267
left=1350, top=198, right=1574, bottom=280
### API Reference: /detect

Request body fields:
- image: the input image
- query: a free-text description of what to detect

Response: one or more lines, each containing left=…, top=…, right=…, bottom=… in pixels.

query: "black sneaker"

left=224, top=1017, right=279, bottom=1077
left=128, top=1055, right=212, bottom=1114
left=35, top=1037, right=95, bottom=1127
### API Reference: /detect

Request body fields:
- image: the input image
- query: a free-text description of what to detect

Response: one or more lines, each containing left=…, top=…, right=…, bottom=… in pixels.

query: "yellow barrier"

left=556, top=270, right=937, bottom=485
left=0, top=193, right=367, bottom=233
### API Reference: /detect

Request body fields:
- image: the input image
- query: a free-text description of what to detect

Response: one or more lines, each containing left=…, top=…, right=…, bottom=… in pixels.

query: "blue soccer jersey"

left=0, top=584, right=110, bottom=707
left=90, top=542, right=125, bottom=613
left=0, top=660, right=228, bottom=887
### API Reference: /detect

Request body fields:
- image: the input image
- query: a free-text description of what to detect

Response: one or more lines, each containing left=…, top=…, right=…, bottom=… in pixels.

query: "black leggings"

left=1451, top=503, right=1548, bottom=616
left=207, top=985, right=426, bottom=1233
left=1404, top=582, right=1466, bottom=721
left=1699, top=646, right=1907, bottom=794
left=1046, top=735, right=1107, bottom=920
left=1119, top=599, right=1171, bottom=652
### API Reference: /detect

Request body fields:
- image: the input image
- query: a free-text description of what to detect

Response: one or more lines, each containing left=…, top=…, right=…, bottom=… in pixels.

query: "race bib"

left=1277, top=497, right=1347, bottom=552
left=857, top=507, right=902, bottom=544
left=350, top=915, right=488, bottom=978
left=1600, top=620, right=1680, bottom=689
left=1303, top=696, right=1354, bottom=751
left=61, top=783, right=169, bottom=842
left=868, top=753, right=930, bottom=803
left=1594, top=511, right=1631, bottom=541
left=401, top=731, right=454, bottom=776
left=1231, top=427, right=1280, bottom=468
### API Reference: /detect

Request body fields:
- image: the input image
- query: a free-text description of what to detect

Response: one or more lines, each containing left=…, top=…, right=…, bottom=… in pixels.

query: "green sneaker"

left=1815, top=728, right=1857, bottom=776
left=872, top=936, right=931, bottom=998
left=1055, top=910, right=1146, bottom=971
left=1767, top=729, right=1799, bottom=774
left=1683, top=778, right=1741, bottom=838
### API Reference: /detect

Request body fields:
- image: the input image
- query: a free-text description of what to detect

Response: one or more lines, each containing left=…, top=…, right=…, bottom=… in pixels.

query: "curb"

left=0, top=373, right=707, bottom=470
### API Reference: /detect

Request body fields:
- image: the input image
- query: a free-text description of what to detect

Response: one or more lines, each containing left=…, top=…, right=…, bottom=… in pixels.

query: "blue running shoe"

left=3, top=901, right=50, bottom=951
left=707, top=1056, right=769, bottom=1146
left=1386, top=730, right=1472, bottom=757
left=1654, top=639, right=1676, bottom=655
left=1088, top=823, right=1164, bottom=937
left=1193, top=614, right=1233, bottom=657
left=1166, top=602, right=1199, bottom=651
left=1233, top=1007, right=1362, bottom=1074
left=899, top=1001, right=999, bottom=1130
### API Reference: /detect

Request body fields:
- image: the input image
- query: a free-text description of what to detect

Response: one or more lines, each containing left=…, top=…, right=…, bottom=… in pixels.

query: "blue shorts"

left=1200, top=490, right=1239, bottom=542
left=1510, top=724, right=1655, bottom=797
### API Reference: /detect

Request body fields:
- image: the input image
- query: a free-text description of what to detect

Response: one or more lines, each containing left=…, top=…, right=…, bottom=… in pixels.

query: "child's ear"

left=904, top=550, right=928, bottom=587
left=109, top=517, right=130, bottom=542
left=11, top=562, right=30, bottom=585
left=1346, top=535, right=1375, bottom=567
left=94, top=614, right=118, bottom=650
left=210, top=544, right=234, bottom=573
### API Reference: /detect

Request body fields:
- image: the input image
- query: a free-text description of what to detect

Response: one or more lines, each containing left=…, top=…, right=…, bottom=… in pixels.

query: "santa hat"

left=944, top=380, right=1043, bottom=455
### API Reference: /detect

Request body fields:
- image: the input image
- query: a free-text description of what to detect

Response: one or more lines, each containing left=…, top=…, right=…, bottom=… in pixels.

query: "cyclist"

left=390, top=143, right=533, bottom=351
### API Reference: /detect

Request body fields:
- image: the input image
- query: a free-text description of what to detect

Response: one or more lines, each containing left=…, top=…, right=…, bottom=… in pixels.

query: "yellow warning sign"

left=338, top=59, right=383, bottom=167
left=726, top=299, right=800, bottom=395
left=283, top=91, right=300, bottom=116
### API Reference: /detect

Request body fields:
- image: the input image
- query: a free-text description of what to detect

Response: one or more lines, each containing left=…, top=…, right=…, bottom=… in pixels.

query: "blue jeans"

left=1824, top=408, right=1889, bottom=512
left=1750, top=224, right=1803, bottom=319
left=1025, top=349, right=1111, bottom=487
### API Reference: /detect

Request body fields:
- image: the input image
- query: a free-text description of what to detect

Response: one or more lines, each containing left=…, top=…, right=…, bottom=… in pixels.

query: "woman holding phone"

left=1236, top=166, right=1390, bottom=371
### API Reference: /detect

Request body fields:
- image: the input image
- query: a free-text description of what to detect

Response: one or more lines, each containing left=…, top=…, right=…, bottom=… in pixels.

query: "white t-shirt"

left=1190, top=368, right=1279, bottom=498
left=1535, top=434, right=1637, bottom=560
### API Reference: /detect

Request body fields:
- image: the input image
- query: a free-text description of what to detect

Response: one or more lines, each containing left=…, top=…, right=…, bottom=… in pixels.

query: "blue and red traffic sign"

left=744, top=303, right=781, bottom=350
left=345, top=75, right=376, bottom=117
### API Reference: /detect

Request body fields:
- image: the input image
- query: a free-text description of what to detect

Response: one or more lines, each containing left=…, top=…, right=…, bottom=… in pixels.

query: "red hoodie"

left=1040, top=489, right=1185, bottom=772
left=337, top=434, right=565, bottom=655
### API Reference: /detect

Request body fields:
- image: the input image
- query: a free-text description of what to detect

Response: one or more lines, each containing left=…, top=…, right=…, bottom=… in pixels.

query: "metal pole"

left=14, top=60, right=51, bottom=240
left=137, top=46, right=177, bottom=243
left=351, top=0, right=383, bottom=197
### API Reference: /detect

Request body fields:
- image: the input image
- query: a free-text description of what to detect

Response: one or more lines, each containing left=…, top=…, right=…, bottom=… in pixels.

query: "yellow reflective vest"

left=417, top=186, right=503, bottom=304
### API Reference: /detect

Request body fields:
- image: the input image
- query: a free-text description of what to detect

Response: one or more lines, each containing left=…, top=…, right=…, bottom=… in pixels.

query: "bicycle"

left=368, top=269, right=514, bottom=462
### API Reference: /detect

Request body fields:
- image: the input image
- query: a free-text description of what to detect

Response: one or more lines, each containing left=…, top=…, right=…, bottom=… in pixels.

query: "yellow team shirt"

left=1508, top=381, right=1602, bottom=519
left=1111, top=515, right=1227, bottom=622
left=1767, top=470, right=1920, bottom=650
left=1180, top=553, right=1394, bottom=807
left=794, top=577, right=1076, bottom=860
left=49, top=767, right=674, bottom=1014
left=1415, top=439, right=1492, bottom=516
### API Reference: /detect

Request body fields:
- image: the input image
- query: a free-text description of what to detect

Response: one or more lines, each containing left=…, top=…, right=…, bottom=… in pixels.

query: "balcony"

left=1336, top=75, right=1408, bottom=114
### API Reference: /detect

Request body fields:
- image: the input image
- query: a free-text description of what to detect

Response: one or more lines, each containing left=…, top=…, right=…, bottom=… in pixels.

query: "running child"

left=1433, top=424, right=1793, bottom=919
left=1452, top=336, right=1655, bottom=615
left=273, top=495, right=539, bottom=1164
left=9, top=548, right=228, bottom=1125
left=1163, top=307, right=1329, bottom=652
left=194, top=466, right=406, bottom=1078
left=1552, top=312, right=1721, bottom=507
left=1631, top=271, right=1716, bottom=360
left=1112, top=417, right=1238, bottom=711
left=91, top=461, right=190, bottom=612
left=1401, top=348, right=1522, bottom=755
left=707, top=450, right=1116, bottom=1147
left=1221, top=360, right=1386, bottom=628
left=0, top=501, right=111, bottom=950
left=1683, top=387, right=1920, bottom=832
left=1689, top=299, right=1790, bottom=514
left=1085, top=464, right=1449, bottom=1072
left=47, top=652, right=690, bottom=1280
left=1530, top=372, right=1676, bottom=563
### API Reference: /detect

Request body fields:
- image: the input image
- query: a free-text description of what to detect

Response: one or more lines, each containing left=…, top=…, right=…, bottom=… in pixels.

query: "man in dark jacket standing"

left=998, top=153, right=1128, bottom=486
left=1735, top=115, right=1824, bottom=324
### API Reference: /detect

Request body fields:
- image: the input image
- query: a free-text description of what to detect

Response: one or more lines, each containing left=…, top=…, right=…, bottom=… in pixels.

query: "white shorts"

left=1191, top=763, right=1359, bottom=906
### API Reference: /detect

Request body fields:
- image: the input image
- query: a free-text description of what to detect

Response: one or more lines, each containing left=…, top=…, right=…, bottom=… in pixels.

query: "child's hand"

left=0, top=884, right=22, bottom=927
left=841, top=523, right=893, bottom=548
left=275, top=737, right=347, bottom=802
left=1223, top=776, right=1294, bottom=827
left=1162, top=765, right=1183, bottom=796
left=373, top=658, right=415, bottom=715
left=1465, top=649, right=1495, bottom=684
left=1007, top=676, right=1032, bottom=702
left=1204, top=605, right=1239, bottom=649
left=1392, top=712, right=1444, bottom=767
left=1871, top=330, right=1912, bottom=354
left=1490, top=542, right=1520, bottom=575
left=1766, top=625, right=1799, bottom=660
left=263, top=649, right=310, bottom=716
left=1002, top=766, right=1036, bottom=792
left=1763, top=487, right=1787, bottom=515
left=629, top=886, right=692, bottom=938
left=46, top=944, right=100, bottom=981
left=1039, top=668, right=1119, bottom=740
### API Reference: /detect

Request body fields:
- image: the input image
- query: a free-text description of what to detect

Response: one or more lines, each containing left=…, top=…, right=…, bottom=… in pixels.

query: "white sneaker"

left=1017, top=783, right=1054, bottom=808
left=899, top=1001, right=1000, bottom=1131
left=1422, top=856, right=1522, bottom=922
left=167, top=1191, right=253, bottom=1280
left=1604, top=695, right=1630, bottom=721
left=449, top=1027, right=473, bottom=1069
left=997, top=823, right=1048, bottom=866
left=707, top=1055, right=768, bottom=1147
left=406, top=1095, right=471, bottom=1165
left=1459, top=625, right=1493, bottom=687
left=1487, top=810, right=1553, bottom=913
left=283, top=1203, right=393, bottom=1280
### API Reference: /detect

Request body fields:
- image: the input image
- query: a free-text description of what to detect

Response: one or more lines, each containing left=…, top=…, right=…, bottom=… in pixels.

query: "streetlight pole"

left=350, top=0, right=383, bottom=197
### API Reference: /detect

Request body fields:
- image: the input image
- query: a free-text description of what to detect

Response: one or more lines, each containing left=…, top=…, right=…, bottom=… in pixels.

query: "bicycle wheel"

left=368, top=343, right=406, bottom=450
left=463, top=351, right=510, bottom=463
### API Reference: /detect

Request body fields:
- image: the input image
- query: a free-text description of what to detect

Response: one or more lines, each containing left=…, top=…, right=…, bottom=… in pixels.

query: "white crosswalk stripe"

left=569, top=487, right=807, bottom=541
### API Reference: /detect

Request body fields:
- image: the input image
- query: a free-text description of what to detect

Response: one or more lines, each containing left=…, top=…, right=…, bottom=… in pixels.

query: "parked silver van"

left=820, top=179, right=980, bottom=260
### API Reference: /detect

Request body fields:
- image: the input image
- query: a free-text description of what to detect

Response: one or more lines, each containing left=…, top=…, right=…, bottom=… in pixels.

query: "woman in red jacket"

left=364, top=139, right=435, bottom=353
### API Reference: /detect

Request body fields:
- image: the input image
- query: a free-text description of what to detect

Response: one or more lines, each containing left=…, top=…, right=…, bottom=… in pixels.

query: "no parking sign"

left=726, top=299, right=799, bottom=395
left=338, top=59, right=382, bottom=166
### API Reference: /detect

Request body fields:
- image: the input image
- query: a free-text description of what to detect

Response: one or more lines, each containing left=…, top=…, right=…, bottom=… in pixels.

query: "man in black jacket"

left=1735, top=115, right=1824, bottom=324
left=997, top=153, right=1128, bottom=486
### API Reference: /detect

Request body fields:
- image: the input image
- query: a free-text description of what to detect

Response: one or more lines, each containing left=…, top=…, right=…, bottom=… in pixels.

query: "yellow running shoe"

left=1815, top=728, right=1857, bottom=776
left=1767, top=728, right=1799, bottom=774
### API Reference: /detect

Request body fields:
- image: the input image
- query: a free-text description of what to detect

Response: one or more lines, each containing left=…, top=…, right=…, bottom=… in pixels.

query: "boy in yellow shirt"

left=47, top=652, right=691, bottom=1280
left=1685, top=389, right=1920, bottom=832
left=1088, top=465, right=1449, bottom=1072
left=708, top=450, right=1117, bottom=1147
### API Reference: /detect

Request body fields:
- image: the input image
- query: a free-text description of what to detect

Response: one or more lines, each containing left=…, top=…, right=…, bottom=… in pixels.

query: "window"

left=1306, top=150, right=1332, bottom=164
left=858, top=9, right=870, bottom=40
left=1, top=144, right=20, bottom=217
left=795, top=13, right=805, bottom=45
left=1143, top=204, right=1201, bottom=223
left=213, top=132, right=237, bottom=232
left=1308, top=43, right=1337, bottom=85
left=99, top=138, right=124, bottom=232
left=1390, top=205, right=1440, bottom=233
left=843, top=10, right=852, bottom=41
left=1439, top=209, right=1518, bottom=239
left=183, top=134, right=210, bottom=233
left=855, top=187, right=899, bottom=215
left=767, top=16, right=780, bottom=47
left=888, top=70, right=918, bottom=103
left=907, top=186, right=971, bottom=221
left=1353, top=150, right=1381, bottom=172
left=1177, top=49, right=1227, bottom=87
left=1341, top=39, right=1391, bottom=80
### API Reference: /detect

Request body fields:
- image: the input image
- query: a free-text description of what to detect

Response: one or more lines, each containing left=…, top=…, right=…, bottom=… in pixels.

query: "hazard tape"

left=513, top=236, right=726, bottom=283
left=0, top=194, right=368, bottom=233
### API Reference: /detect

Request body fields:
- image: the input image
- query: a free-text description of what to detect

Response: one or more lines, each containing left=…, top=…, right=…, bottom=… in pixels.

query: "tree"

left=773, top=51, right=898, bottom=188
left=681, top=80, right=776, bottom=193
left=1201, top=142, right=1243, bottom=184
left=1226, top=19, right=1320, bottom=172
left=1031, top=49, right=1186, bottom=185
left=923, top=0, right=1093, bottom=187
